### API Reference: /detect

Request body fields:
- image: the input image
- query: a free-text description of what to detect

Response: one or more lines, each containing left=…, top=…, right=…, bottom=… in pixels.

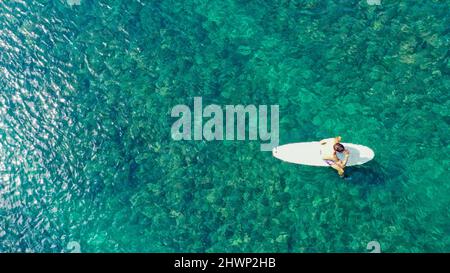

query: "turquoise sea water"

left=0, top=0, right=449, bottom=252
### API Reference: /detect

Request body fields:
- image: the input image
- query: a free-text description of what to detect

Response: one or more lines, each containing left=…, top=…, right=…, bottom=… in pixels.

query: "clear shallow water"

left=0, top=0, right=449, bottom=252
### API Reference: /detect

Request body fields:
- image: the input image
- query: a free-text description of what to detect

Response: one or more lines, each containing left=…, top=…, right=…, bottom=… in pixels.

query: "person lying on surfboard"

left=319, top=136, right=350, bottom=178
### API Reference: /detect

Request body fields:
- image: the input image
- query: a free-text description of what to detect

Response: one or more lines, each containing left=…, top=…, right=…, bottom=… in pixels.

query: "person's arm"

left=340, top=149, right=350, bottom=167
left=319, top=139, right=328, bottom=145
left=334, top=136, right=342, bottom=144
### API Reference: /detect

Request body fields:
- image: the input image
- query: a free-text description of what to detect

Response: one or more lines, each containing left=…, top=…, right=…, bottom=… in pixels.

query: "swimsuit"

left=323, top=159, right=336, bottom=166
left=320, top=150, right=336, bottom=166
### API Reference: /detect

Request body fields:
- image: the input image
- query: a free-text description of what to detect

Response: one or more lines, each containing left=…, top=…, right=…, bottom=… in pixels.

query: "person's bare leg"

left=330, top=164, right=345, bottom=177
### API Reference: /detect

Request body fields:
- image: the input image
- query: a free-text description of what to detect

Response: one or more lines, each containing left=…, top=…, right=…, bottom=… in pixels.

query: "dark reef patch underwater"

left=0, top=0, right=449, bottom=252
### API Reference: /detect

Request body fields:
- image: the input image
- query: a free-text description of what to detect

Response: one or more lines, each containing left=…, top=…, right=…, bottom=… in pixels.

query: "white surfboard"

left=272, top=142, right=375, bottom=167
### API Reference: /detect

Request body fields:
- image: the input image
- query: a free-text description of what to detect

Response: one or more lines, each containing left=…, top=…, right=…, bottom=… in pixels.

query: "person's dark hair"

left=334, top=143, right=345, bottom=153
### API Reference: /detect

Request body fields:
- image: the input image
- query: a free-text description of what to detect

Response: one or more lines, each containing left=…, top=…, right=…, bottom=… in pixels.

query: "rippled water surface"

left=0, top=0, right=449, bottom=252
